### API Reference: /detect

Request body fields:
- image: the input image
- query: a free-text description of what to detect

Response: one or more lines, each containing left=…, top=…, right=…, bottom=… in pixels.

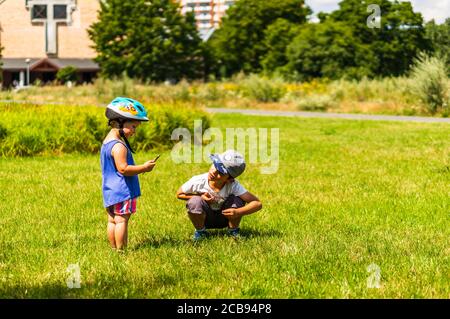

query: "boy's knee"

left=186, top=196, right=205, bottom=214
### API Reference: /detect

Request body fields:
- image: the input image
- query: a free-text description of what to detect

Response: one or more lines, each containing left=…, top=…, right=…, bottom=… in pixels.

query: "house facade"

left=0, top=0, right=236, bottom=87
left=0, top=0, right=100, bottom=87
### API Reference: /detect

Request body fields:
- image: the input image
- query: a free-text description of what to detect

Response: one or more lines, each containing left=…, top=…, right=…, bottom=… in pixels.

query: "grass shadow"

left=131, top=235, right=191, bottom=250
left=131, top=228, right=282, bottom=250
left=0, top=282, right=87, bottom=299
left=197, top=227, right=283, bottom=240
left=0, top=275, right=180, bottom=299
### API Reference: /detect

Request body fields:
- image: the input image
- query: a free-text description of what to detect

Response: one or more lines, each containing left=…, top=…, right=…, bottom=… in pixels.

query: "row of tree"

left=88, top=0, right=450, bottom=82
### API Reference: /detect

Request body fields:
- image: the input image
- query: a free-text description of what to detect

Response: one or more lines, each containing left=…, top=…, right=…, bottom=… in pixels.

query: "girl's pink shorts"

left=107, top=198, right=137, bottom=216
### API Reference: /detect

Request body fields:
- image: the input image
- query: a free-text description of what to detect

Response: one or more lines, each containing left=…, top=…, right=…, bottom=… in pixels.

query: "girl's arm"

left=112, top=143, right=155, bottom=176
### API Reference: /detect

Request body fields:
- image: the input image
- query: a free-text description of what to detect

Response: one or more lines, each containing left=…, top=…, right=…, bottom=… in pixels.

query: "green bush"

left=196, top=83, right=223, bottom=101
left=409, top=53, right=449, bottom=114
left=239, top=74, right=286, bottom=102
left=0, top=102, right=210, bottom=157
left=296, top=95, right=336, bottom=111
left=133, top=103, right=210, bottom=150
left=56, top=66, right=78, bottom=84
left=169, top=80, right=192, bottom=102
left=94, top=75, right=140, bottom=103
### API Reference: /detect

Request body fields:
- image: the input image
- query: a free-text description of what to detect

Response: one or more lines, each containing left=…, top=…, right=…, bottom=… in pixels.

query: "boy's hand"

left=201, top=192, right=214, bottom=203
left=222, top=208, right=239, bottom=218
left=143, top=160, right=156, bottom=172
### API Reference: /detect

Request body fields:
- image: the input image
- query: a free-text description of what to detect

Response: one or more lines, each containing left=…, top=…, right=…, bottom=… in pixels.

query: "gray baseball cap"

left=209, top=150, right=246, bottom=178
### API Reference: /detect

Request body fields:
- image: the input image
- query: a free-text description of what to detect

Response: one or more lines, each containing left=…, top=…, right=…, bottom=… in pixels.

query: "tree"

left=284, top=21, right=374, bottom=81
left=261, top=19, right=300, bottom=74
left=425, top=18, right=450, bottom=74
left=208, top=0, right=311, bottom=77
left=56, top=66, right=78, bottom=84
left=88, top=0, right=204, bottom=82
left=325, top=0, right=430, bottom=77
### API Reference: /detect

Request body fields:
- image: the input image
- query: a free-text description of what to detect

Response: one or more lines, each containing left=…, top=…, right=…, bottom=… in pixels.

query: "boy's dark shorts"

left=186, top=195, right=245, bottom=229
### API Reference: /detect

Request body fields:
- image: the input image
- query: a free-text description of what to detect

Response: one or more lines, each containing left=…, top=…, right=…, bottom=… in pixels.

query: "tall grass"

left=0, top=102, right=210, bottom=157
left=409, top=53, right=449, bottom=115
left=1, top=74, right=449, bottom=116
left=295, top=95, right=336, bottom=111
left=238, top=74, right=286, bottom=102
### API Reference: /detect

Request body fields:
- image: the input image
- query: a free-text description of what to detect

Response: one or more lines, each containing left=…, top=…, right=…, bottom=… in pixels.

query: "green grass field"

left=0, top=114, right=449, bottom=298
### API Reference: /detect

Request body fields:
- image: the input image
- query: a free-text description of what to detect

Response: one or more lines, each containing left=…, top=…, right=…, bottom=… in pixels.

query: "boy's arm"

left=176, top=187, right=194, bottom=200
left=112, top=143, right=155, bottom=176
left=222, top=192, right=262, bottom=217
left=176, top=187, right=213, bottom=202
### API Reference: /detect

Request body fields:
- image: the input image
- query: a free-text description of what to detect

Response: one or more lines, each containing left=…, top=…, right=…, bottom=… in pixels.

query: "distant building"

left=0, top=0, right=100, bottom=87
left=179, top=0, right=235, bottom=40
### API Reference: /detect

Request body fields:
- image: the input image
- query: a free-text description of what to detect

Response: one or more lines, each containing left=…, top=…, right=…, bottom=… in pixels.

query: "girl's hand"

left=201, top=192, right=214, bottom=203
left=143, top=160, right=156, bottom=172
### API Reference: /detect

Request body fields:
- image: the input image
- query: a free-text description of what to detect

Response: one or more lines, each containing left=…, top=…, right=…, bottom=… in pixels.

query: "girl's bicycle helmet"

left=106, top=97, right=149, bottom=122
left=105, top=97, right=149, bottom=153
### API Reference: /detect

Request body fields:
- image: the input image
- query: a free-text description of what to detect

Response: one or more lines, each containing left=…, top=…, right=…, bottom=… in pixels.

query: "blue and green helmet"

left=105, top=97, right=149, bottom=122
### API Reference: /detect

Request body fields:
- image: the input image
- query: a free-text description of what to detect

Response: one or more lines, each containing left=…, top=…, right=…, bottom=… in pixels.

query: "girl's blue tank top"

left=100, top=140, right=141, bottom=207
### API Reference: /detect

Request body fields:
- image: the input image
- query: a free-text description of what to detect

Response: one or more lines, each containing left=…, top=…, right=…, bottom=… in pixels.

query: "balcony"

left=195, top=6, right=212, bottom=11
left=196, top=14, right=212, bottom=20
left=198, top=23, right=212, bottom=29
left=185, top=0, right=211, bottom=4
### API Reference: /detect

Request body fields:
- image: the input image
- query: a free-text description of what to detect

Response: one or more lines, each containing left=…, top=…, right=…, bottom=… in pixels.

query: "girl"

left=101, top=97, right=156, bottom=251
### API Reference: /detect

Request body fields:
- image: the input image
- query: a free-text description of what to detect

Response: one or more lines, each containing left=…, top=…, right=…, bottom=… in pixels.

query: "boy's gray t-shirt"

left=181, top=173, right=247, bottom=210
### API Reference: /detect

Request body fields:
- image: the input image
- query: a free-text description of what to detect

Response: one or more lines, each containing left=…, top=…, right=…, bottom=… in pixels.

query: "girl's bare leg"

left=107, top=212, right=116, bottom=249
left=114, top=214, right=131, bottom=250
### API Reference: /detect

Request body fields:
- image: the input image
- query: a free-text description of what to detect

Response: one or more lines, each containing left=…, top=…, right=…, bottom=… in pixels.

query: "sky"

left=305, top=0, right=450, bottom=23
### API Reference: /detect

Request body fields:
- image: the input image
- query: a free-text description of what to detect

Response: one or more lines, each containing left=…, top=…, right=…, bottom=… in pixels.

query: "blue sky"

left=305, top=0, right=449, bottom=23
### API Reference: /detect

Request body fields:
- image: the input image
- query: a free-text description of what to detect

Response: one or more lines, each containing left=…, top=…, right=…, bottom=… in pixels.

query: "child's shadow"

left=131, top=235, right=190, bottom=250
left=131, top=228, right=282, bottom=250
left=207, top=227, right=282, bottom=239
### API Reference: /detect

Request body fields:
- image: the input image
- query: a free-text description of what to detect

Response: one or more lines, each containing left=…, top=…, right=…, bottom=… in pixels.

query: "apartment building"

left=179, top=0, right=235, bottom=40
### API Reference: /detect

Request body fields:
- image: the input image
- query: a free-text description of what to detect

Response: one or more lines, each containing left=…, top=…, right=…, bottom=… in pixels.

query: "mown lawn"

left=0, top=114, right=448, bottom=298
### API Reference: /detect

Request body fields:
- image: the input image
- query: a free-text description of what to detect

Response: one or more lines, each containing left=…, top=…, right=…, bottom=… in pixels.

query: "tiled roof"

left=1, top=58, right=100, bottom=71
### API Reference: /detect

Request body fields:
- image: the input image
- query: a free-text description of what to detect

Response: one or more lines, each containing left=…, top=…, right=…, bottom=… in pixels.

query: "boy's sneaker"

left=193, top=229, right=208, bottom=241
left=227, top=227, right=240, bottom=238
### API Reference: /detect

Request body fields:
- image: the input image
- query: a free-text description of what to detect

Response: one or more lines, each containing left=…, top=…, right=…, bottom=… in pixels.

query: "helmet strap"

left=118, top=121, right=135, bottom=154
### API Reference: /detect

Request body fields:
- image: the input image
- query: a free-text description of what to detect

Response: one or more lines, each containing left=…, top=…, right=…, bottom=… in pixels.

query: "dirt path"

left=206, top=108, right=450, bottom=123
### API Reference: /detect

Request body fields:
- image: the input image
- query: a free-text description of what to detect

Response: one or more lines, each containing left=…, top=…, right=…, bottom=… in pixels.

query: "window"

left=54, top=5, right=67, bottom=19
left=32, top=5, right=47, bottom=19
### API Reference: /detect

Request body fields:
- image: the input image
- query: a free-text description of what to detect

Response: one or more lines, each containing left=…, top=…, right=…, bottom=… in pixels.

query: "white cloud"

left=305, top=0, right=339, bottom=16
left=305, top=0, right=449, bottom=23
left=406, top=0, right=449, bottom=23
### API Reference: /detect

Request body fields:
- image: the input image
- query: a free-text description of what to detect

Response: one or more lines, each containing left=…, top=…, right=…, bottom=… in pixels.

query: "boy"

left=176, top=150, right=262, bottom=240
